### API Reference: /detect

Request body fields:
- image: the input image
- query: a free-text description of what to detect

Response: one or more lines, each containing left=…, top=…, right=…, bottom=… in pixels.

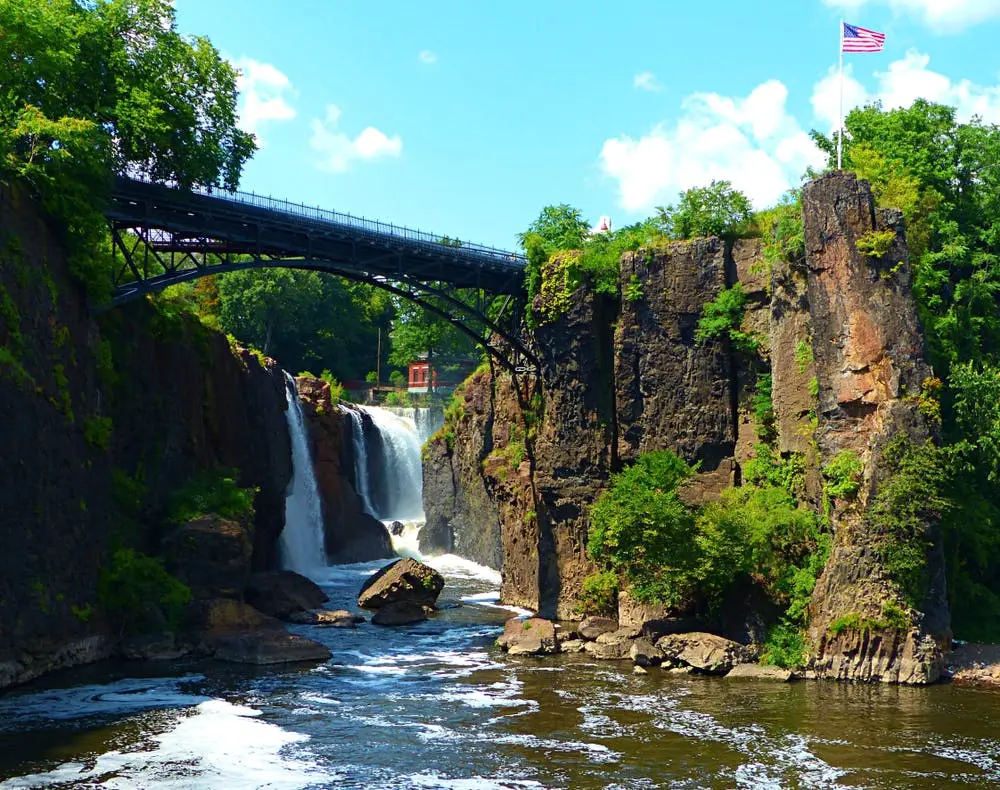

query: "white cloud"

left=600, top=80, right=827, bottom=213
left=633, top=72, right=662, bottom=92
left=233, top=57, right=296, bottom=140
left=309, top=105, right=402, bottom=173
left=811, top=49, right=1000, bottom=130
left=419, top=49, right=438, bottom=64
left=822, top=0, right=1000, bottom=33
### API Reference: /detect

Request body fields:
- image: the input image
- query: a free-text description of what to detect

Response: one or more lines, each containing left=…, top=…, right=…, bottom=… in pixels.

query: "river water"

left=1, top=549, right=1000, bottom=789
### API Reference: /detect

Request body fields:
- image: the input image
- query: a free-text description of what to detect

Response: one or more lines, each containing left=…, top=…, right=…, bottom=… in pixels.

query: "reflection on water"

left=1, top=557, right=999, bottom=789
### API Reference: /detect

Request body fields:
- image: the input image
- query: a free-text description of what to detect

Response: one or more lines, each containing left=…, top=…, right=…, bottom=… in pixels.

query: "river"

left=1, top=550, right=999, bottom=789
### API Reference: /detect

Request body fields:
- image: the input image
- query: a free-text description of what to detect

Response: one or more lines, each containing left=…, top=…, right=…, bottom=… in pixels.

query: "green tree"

left=517, top=204, right=590, bottom=300
left=656, top=180, right=753, bottom=240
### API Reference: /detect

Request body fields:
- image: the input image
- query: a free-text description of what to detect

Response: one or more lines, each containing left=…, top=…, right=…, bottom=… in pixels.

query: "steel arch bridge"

left=104, top=177, right=536, bottom=372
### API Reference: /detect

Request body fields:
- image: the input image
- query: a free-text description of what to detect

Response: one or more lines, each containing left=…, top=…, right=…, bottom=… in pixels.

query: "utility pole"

left=376, top=328, right=381, bottom=388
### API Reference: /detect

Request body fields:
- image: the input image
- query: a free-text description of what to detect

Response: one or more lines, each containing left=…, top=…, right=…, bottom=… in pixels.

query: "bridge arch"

left=103, top=177, right=537, bottom=375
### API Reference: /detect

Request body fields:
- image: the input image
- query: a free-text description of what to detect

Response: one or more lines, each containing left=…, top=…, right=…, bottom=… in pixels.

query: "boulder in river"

left=656, top=632, right=752, bottom=674
left=358, top=558, right=444, bottom=610
left=497, top=617, right=559, bottom=656
left=577, top=616, right=619, bottom=641
left=194, top=599, right=331, bottom=665
left=245, top=570, right=329, bottom=619
left=161, top=515, right=252, bottom=599
left=371, top=601, right=432, bottom=626
left=286, top=609, right=365, bottom=627
left=725, top=663, right=793, bottom=682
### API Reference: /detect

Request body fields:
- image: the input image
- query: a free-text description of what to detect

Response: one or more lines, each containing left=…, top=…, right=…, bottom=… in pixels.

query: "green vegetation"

left=83, top=415, right=113, bottom=450
left=795, top=340, right=814, bottom=373
left=695, top=284, right=759, bottom=353
left=655, top=180, right=753, bottom=240
left=578, top=570, right=619, bottom=617
left=98, top=547, right=191, bottom=633
left=855, top=229, right=898, bottom=259
left=828, top=602, right=910, bottom=637
left=166, top=469, right=257, bottom=524
left=823, top=450, right=864, bottom=501
left=757, top=192, right=805, bottom=270
left=752, top=373, right=776, bottom=443
left=865, top=437, right=949, bottom=609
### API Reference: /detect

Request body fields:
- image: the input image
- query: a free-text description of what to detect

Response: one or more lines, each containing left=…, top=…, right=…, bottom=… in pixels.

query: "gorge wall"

left=0, top=183, right=294, bottom=687
left=425, top=172, right=950, bottom=683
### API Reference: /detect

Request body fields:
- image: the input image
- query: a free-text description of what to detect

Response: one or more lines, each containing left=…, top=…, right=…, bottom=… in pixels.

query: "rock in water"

left=358, top=558, right=444, bottom=609
left=577, top=616, right=619, bottom=641
left=390, top=520, right=406, bottom=536
left=656, top=632, right=752, bottom=674
left=497, top=618, right=559, bottom=656
left=371, top=601, right=431, bottom=626
left=245, top=570, right=329, bottom=619
left=286, top=609, right=365, bottom=627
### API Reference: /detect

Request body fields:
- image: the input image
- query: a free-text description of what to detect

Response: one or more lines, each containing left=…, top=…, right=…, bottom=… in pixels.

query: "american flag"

left=842, top=23, right=886, bottom=53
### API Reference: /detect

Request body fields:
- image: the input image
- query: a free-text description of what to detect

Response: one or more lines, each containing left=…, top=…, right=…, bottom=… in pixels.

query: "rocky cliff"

left=0, top=183, right=295, bottom=687
left=426, top=172, right=950, bottom=683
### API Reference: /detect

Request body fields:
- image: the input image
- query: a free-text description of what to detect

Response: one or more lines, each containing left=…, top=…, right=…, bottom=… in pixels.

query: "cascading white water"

left=279, top=373, right=327, bottom=577
left=384, top=407, right=444, bottom=445
left=339, top=406, right=374, bottom=516
left=363, top=406, right=425, bottom=522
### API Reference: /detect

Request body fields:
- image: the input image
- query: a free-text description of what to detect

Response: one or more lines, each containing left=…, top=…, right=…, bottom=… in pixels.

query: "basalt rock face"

left=421, top=366, right=502, bottom=569
left=801, top=172, right=948, bottom=684
left=0, top=184, right=296, bottom=688
left=294, top=379, right=393, bottom=564
left=615, top=239, right=734, bottom=468
left=436, top=173, right=949, bottom=683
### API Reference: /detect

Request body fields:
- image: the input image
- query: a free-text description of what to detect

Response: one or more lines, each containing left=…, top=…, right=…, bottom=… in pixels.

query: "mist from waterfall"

left=384, top=407, right=444, bottom=446
left=279, top=373, right=327, bottom=577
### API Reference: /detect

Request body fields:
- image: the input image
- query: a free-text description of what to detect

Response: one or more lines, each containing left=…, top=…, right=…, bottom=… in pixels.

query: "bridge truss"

left=104, top=177, right=537, bottom=373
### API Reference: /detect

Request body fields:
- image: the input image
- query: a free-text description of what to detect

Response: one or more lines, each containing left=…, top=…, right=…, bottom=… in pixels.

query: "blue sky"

left=174, top=0, right=1000, bottom=250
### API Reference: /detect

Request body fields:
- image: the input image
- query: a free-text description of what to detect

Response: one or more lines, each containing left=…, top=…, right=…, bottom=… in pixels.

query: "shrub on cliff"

left=587, top=451, right=698, bottom=606
left=167, top=469, right=257, bottom=524
left=98, top=547, right=191, bottom=633
left=655, top=181, right=753, bottom=240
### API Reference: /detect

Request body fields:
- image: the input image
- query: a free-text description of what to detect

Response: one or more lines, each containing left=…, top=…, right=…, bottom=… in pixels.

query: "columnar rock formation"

left=424, top=172, right=950, bottom=683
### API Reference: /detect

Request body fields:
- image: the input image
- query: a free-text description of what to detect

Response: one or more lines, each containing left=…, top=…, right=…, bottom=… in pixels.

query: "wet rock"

left=633, top=665, right=648, bottom=675
left=629, top=638, right=665, bottom=668
left=358, top=558, right=445, bottom=610
left=578, top=616, right=619, bottom=641
left=497, top=618, right=559, bottom=656
left=389, top=520, right=406, bottom=537
left=560, top=639, right=587, bottom=653
left=245, top=570, right=329, bottom=619
left=162, top=515, right=252, bottom=599
left=726, top=664, right=793, bottom=682
left=584, top=640, right=632, bottom=660
left=656, top=632, right=752, bottom=675
left=286, top=609, right=365, bottom=627
left=195, top=599, right=330, bottom=665
left=596, top=626, right=641, bottom=645
left=371, top=601, right=431, bottom=626
left=120, top=632, right=188, bottom=661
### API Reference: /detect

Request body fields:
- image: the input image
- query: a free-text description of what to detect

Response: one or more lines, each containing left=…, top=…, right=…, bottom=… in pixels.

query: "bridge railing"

left=118, top=175, right=527, bottom=267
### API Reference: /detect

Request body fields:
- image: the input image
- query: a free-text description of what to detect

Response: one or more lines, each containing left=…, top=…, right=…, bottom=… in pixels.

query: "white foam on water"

left=460, top=591, right=534, bottom=617
left=0, top=675, right=209, bottom=729
left=402, top=773, right=547, bottom=790
left=0, top=699, right=333, bottom=790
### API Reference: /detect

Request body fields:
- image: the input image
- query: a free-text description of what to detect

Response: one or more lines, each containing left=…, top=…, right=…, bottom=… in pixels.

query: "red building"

left=407, top=360, right=436, bottom=393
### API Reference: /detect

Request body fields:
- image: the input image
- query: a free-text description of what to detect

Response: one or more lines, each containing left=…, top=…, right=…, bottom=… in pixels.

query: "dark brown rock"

left=801, top=172, right=949, bottom=685
left=726, top=663, right=793, bottom=681
left=615, top=240, right=735, bottom=468
left=245, top=570, right=328, bottom=619
left=286, top=609, right=364, bottom=626
left=194, top=599, right=331, bottom=665
left=629, top=637, right=665, bottom=667
left=358, top=558, right=444, bottom=610
left=162, top=515, right=252, bottom=599
left=577, top=616, right=619, bottom=641
left=497, top=617, right=559, bottom=656
left=371, top=601, right=431, bottom=626
left=656, top=632, right=752, bottom=674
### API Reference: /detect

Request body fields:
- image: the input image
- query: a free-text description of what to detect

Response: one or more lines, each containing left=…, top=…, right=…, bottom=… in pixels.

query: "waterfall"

left=280, top=373, right=327, bottom=576
left=340, top=406, right=374, bottom=515
left=384, top=406, right=444, bottom=445
left=363, top=407, right=425, bottom=522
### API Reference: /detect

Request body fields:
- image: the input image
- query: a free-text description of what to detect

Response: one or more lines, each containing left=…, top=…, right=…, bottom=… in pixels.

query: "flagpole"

left=838, top=19, right=844, bottom=170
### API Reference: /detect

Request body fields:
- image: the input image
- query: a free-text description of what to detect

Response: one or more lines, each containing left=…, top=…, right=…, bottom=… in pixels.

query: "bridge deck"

left=107, top=177, right=527, bottom=295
